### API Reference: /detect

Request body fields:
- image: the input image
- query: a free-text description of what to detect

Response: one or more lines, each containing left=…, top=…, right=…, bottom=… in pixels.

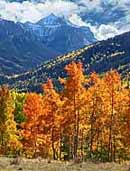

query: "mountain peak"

left=37, top=13, right=68, bottom=26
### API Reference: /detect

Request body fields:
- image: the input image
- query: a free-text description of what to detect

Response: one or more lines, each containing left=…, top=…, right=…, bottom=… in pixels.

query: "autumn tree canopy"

left=0, top=62, right=130, bottom=162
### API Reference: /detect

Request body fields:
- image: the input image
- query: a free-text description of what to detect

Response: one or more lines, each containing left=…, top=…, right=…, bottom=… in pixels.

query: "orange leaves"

left=64, top=62, right=85, bottom=91
left=0, top=62, right=130, bottom=161
left=23, top=93, right=43, bottom=119
left=104, top=69, right=121, bottom=88
left=42, top=79, right=62, bottom=159
left=14, top=64, right=130, bottom=160
left=65, top=62, right=83, bottom=78
left=42, top=79, right=54, bottom=93
left=23, top=93, right=43, bottom=126
left=22, top=93, right=44, bottom=157
left=89, top=72, right=100, bottom=85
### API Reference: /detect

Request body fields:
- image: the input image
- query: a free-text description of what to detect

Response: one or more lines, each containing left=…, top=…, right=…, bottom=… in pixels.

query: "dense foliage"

left=0, top=62, right=130, bottom=163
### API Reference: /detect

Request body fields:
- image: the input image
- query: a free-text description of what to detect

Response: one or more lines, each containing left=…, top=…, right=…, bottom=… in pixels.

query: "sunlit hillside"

left=1, top=31, right=130, bottom=92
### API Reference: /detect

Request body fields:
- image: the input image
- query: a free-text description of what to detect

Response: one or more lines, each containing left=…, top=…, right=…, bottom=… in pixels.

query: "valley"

left=1, top=31, right=130, bottom=92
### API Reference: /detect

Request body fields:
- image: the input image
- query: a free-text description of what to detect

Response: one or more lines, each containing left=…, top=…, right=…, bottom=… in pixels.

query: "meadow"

left=0, top=157, right=129, bottom=171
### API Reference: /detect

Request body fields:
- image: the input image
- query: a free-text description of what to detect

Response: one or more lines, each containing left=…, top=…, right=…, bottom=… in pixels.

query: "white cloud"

left=69, top=14, right=87, bottom=27
left=79, top=0, right=101, bottom=10
left=0, top=1, right=42, bottom=22
left=93, top=24, right=119, bottom=40
left=101, top=0, right=118, bottom=6
left=0, top=0, right=130, bottom=41
left=69, top=14, right=120, bottom=40
left=0, top=0, right=78, bottom=23
left=0, top=0, right=130, bottom=23
left=118, top=0, right=130, bottom=6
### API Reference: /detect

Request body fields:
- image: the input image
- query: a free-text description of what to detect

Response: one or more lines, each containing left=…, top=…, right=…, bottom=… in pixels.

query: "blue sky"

left=0, top=0, right=130, bottom=40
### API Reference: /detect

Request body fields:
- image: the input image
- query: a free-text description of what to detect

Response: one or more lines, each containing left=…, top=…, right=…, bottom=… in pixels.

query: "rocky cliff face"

left=0, top=19, right=59, bottom=75
left=25, top=14, right=96, bottom=54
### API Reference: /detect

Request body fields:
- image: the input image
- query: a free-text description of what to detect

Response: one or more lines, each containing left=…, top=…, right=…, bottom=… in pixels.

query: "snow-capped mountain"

left=3, top=0, right=130, bottom=40
left=0, top=19, right=59, bottom=75
left=37, top=13, right=68, bottom=26
left=0, top=14, right=96, bottom=75
left=25, top=14, right=96, bottom=54
left=0, top=0, right=130, bottom=76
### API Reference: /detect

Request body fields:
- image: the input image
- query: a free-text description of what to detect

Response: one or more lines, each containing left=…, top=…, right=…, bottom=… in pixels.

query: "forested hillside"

left=2, top=31, right=130, bottom=92
left=0, top=62, right=130, bottom=162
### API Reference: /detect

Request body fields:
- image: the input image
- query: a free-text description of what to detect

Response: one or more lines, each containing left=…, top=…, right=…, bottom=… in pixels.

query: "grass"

left=0, top=157, right=129, bottom=171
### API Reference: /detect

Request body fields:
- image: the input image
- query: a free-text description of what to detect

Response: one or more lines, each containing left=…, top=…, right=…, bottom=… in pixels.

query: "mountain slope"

left=0, top=15, right=96, bottom=76
left=25, top=14, right=96, bottom=54
left=0, top=19, right=59, bottom=75
left=2, top=31, right=130, bottom=92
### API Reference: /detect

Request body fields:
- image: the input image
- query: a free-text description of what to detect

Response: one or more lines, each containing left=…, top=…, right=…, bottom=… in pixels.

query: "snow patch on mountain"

left=0, top=0, right=130, bottom=41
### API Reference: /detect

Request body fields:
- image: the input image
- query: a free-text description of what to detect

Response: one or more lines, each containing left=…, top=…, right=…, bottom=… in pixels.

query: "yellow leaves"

left=42, top=79, right=54, bottom=93
left=23, top=93, right=43, bottom=119
left=59, top=77, right=66, bottom=85
left=89, top=72, right=100, bottom=85
left=7, top=138, right=22, bottom=150
left=0, top=85, right=21, bottom=154
left=65, top=61, right=84, bottom=80
left=0, top=62, right=130, bottom=160
left=104, top=69, right=121, bottom=86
